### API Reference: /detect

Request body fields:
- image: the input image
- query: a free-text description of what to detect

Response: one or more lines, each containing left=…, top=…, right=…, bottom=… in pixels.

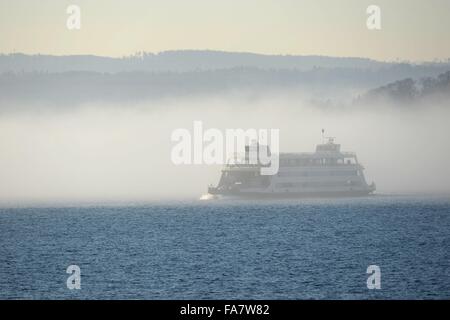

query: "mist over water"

left=1, top=93, right=449, bottom=205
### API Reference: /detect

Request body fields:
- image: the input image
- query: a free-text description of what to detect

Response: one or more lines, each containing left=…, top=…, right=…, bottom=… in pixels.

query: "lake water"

left=1, top=195, right=449, bottom=299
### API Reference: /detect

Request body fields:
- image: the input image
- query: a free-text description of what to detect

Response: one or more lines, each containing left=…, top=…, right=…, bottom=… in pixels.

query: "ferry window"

left=276, top=183, right=293, bottom=188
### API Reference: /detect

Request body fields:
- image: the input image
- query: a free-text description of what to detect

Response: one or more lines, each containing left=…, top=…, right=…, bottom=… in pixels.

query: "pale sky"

left=0, top=0, right=449, bottom=62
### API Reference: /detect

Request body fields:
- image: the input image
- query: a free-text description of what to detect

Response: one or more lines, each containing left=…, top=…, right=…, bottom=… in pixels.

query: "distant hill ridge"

left=355, top=70, right=450, bottom=105
left=0, top=50, right=437, bottom=73
left=1, top=51, right=449, bottom=108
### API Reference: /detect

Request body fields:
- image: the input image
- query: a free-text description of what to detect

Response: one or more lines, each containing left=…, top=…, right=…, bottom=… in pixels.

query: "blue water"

left=1, top=195, right=450, bottom=299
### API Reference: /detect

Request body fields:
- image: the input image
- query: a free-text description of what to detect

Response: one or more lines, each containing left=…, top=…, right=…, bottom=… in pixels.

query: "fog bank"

left=0, top=95, right=449, bottom=205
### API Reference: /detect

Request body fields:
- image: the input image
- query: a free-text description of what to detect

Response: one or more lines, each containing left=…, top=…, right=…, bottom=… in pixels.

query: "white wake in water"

left=199, top=194, right=218, bottom=201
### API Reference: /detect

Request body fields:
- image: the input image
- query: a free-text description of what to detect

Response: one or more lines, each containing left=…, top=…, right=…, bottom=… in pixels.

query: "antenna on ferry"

left=321, top=128, right=325, bottom=144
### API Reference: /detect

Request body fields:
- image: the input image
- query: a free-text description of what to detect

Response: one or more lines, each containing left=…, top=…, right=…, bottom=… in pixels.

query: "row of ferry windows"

left=277, top=170, right=358, bottom=177
left=279, top=158, right=355, bottom=166
left=276, top=181, right=362, bottom=188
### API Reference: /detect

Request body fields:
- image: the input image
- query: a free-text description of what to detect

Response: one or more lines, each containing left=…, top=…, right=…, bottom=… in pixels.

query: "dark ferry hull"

left=208, top=188, right=375, bottom=199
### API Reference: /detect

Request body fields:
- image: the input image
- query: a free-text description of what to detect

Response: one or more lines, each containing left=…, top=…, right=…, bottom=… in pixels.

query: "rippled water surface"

left=1, top=195, right=450, bottom=299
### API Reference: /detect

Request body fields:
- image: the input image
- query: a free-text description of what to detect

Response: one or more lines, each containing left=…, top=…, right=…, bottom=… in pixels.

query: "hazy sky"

left=0, top=0, right=449, bottom=61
